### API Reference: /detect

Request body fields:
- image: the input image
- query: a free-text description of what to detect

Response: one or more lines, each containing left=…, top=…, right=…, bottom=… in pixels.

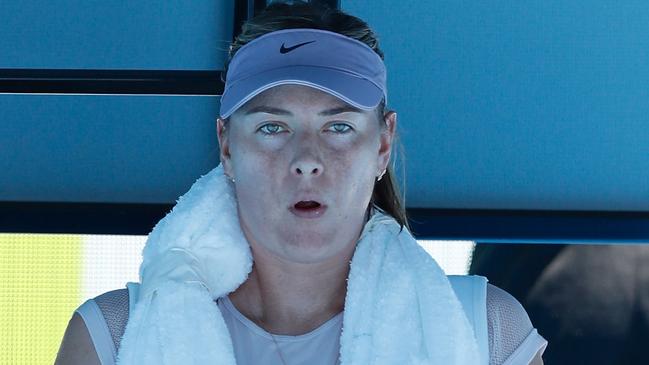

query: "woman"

left=56, top=2, right=547, bottom=364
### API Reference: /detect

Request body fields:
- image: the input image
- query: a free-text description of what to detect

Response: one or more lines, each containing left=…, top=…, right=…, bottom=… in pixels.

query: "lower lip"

left=289, top=205, right=327, bottom=219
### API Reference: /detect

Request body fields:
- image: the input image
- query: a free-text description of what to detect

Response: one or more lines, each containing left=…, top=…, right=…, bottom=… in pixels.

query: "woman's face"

left=217, top=84, right=396, bottom=264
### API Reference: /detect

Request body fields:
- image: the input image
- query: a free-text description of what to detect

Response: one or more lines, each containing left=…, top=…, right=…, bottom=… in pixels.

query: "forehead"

left=236, top=84, right=362, bottom=115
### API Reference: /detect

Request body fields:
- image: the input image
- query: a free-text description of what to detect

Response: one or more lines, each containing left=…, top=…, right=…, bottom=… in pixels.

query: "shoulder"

left=56, top=288, right=131, bottom=365
left=89, top=288, right=131, bottom=351
left=94, top=288, right=131, bottom=331
left=447, top=276, right=547, bottom=364
left=55, top=310, right=101, bottom=365
left=486, top=283, right=532, bottom=331
left=486, top=283, right=547, bottom=365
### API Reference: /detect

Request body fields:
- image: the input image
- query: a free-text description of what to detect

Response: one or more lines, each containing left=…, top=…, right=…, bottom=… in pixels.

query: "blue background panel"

left=343, top=1, right=649, bottom=211
left=1, top=1, right=648, bottom=212
left=0, top=1, right=233, bottom=70
left=0, top=94, right=220, bottom=203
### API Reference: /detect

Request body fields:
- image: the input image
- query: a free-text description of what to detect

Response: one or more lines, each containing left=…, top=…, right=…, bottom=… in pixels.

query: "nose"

left=291, top=158, right=323, bottom=177
left=290, top=144, right=323, bottom=178
left=294, top=163, right=321, bottom=177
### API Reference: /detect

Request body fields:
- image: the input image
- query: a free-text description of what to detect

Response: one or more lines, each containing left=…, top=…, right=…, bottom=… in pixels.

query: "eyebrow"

left=245, top=106, right=292, bottom=116
left=319, top=105, right=364, bottom=116
left=244, top=105, right=363, bottom=116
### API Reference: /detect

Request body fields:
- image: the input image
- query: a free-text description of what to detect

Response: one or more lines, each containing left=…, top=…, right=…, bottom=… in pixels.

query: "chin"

left=290, top=232, right=356, bottom=261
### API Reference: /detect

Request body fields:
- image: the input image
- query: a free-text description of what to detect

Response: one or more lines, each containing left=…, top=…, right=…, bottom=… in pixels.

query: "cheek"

left=327, top=139, right=379, bottom=196
left=229, top=140, right=281, bottom=211
left=231, top=131, right=379, bottom=193
left=230, top=134, right=282, bottom=177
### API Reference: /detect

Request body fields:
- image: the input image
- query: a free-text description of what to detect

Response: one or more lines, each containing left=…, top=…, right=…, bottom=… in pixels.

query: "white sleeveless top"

left=217, top=295, right=344, bottom=365
left=216, top=276, right=493, bottom=364
left=76, top=276, right=547, bottom=365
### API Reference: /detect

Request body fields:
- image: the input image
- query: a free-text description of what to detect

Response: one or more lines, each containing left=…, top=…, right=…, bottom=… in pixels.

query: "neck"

left=229, top=204, right=373, bottom=335
left=228, top=239, right=354, bottom=335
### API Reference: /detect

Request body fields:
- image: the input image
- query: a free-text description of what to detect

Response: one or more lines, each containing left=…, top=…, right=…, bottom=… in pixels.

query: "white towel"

left=116, top=164, right=480, bottom=364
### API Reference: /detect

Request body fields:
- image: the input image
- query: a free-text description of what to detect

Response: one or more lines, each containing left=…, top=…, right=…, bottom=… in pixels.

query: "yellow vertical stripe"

left=0, top=234, right=82, bottom=365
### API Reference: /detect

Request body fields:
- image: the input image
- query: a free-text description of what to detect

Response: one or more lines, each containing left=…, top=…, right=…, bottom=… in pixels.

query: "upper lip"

left=291, top=195, right=326, bottom=208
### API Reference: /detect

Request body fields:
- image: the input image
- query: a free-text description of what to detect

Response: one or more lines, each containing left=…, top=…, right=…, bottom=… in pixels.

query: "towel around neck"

left=115, top=164, right=480, bottom=364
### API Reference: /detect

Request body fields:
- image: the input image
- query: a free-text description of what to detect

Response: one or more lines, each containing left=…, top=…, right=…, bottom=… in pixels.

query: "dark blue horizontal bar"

left=0, top=69, right=223, bottom=95
left=0, top=202, right=171, bottom=235
left=408, top=208, right=649, bottom=243
left=1, top=202, right=648, bottom=243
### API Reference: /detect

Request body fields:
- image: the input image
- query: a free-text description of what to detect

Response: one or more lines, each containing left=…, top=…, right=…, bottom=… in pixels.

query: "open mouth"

left=290, top=200, right=327, bottom=219
left=294, top=200, right=321, bottom=210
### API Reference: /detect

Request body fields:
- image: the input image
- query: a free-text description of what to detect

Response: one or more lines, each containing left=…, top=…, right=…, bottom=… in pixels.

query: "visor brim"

left=219, top=65, right=384, bottom=118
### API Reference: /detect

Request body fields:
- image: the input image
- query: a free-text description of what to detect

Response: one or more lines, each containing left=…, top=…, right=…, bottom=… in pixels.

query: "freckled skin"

left=217, top=84, right=394, bottom=264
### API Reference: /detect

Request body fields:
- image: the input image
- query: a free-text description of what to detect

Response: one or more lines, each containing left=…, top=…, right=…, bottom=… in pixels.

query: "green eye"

left=258, top=123, right=285, bottom=135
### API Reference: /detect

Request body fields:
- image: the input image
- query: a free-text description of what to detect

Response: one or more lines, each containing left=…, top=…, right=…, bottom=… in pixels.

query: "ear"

left=216, top=117, right=234, bottom=178
left=377, top=111, right=397, bottom=173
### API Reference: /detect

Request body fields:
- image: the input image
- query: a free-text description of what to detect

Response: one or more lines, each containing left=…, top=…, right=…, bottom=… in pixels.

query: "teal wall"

left=0, top=95, right=219, bottom=203
left=1, top=1, right=647, bottom=211
left=0, top=1, right=233, bottom=70
left=342, top=1, right=649, bottom=211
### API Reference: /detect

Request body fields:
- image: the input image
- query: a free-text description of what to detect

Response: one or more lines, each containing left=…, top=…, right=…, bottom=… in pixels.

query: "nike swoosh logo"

left=280, top=40, right=315, bottom=54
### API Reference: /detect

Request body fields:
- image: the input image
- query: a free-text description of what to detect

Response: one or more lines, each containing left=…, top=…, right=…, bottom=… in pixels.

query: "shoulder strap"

left=75, top=299, right=118, bottom=365
left=126, top=282, right=140, bottom=315
left=447, top=275, right=489, bottom=365
left=77, top=284, right=137, bottom=363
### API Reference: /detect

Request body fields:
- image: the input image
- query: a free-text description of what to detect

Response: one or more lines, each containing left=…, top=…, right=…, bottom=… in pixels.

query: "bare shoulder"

left=486, top=283, right=546, bottom=365
left=55, top=311, right=101, bottom=365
